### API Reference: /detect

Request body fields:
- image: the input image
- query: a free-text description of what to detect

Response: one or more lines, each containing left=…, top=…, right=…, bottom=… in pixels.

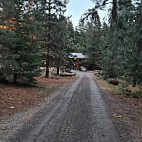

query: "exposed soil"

left=0, top=75, right=77, bottom=120
left=94, top=77, right=142, bottom=142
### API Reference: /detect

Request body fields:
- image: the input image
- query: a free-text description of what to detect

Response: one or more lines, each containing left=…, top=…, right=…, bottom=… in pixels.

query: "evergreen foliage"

left=38, top=0, right=68, bottom=77
left=1, top=0, right=141, bottom=89
left=79, top=0, right=142, bottom=87
left=0, top=0, right=76, bottom=83
left=0, top=0, right=42, bottom=84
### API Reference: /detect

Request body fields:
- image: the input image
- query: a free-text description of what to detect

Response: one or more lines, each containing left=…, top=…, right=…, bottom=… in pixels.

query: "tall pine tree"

left=0, top=0, right=42, bottom=84
left=39, top=0, right=67, bottom=78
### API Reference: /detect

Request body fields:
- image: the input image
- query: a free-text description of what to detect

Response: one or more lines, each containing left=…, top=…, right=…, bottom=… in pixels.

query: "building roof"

left=69, top=53, right=88, bottom=59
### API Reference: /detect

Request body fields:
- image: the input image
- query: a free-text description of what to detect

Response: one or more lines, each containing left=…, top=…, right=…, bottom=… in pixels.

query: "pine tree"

left=11, top=0, right=42, bottom=83
left=0, top=0, right=16, bottom=82
left=39, top=0, right=67, bottom=78
left=79, top=0, right=142, bottom=87
left=53, top=17, right=75, bottom=75
left=0, top=0, right=42, bottom=84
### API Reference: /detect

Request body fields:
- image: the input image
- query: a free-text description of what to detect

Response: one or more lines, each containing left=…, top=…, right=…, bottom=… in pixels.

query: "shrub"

left=108, top=78, right=119, bottom=85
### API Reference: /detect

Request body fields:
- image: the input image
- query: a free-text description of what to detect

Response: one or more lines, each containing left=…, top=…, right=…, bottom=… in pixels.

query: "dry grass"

left=96, top=76, right=141, bottom=97
left=94, top=77, right=142, bottom=141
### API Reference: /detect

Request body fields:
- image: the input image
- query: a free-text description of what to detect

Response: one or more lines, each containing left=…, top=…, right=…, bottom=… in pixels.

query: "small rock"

left=22, top=100, right=25, bottom=103
left=9, top=106, right=15, bottom=109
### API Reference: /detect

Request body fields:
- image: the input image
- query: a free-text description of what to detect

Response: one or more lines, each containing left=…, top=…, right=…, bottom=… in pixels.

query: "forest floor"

left=1, top=71, right=130, bottom=142
left=0, top=74, right=77, bottom=120
left=0, top=71, right=142, bottom=142
left=94, top=76, right=142, bottom=142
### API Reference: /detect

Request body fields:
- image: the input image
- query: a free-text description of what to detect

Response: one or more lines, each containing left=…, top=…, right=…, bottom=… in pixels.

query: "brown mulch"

left=0, top=75, right=77, bottom=119
left=94, top=77, right=142, bottom=142
left=35, top=75, right=76, bottom=84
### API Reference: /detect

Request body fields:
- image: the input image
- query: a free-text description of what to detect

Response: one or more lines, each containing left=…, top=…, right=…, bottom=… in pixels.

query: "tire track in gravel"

left=10, top=76, right=83, bottom=142
left=10, top=72, right=126, bottom=142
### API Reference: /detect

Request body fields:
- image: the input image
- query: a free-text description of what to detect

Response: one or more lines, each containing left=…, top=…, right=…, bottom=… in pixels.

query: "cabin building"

left=69, top=53, right=88, bottom=70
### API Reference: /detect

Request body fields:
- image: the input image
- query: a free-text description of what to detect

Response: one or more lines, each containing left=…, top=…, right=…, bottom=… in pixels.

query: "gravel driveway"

left=1, top=71, right=131, bottom=142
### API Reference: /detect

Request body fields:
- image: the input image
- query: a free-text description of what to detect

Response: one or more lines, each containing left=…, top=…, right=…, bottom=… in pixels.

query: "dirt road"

left=10, top=72, right=130, bottom=142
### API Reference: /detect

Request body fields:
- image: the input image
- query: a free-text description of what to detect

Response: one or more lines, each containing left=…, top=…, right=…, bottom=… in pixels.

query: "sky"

left=65, top=0, right=94, bottom=27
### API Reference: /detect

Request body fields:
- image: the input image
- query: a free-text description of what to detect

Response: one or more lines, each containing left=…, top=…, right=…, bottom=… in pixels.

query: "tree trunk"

left=14, top=73, right=17, bottom=84
left=111, top=0, right=117, bottom=24
left=45, top=52, right=49, bottom=78
left=57, top=67, right=60, bottom=75
left=45, top=0, right=51, bottom=78
left=132, top=78, right=137, bottom=87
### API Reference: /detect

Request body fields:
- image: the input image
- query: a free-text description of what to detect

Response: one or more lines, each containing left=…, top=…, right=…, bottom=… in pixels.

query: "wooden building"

left=69, top=53, right=88, bottom=70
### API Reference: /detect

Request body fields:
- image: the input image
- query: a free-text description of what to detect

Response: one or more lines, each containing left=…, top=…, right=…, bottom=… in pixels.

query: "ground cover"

left=0, top=75, right=76, bottom=120
left=94, top=76, right=142, bottom=142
